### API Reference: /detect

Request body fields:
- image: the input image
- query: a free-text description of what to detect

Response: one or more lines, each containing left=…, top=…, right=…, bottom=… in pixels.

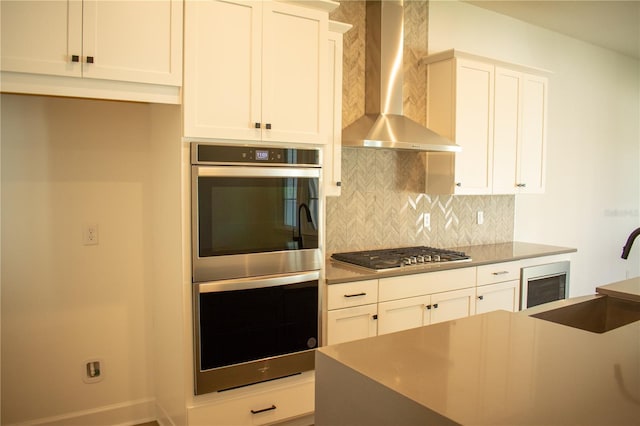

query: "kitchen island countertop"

left=326, top=241, right=576, bottom=284
left=315, top=277, right=640, bottom=425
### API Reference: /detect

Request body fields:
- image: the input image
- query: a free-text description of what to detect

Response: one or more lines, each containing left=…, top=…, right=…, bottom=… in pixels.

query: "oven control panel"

left=192, top=143, right=320, bottom=166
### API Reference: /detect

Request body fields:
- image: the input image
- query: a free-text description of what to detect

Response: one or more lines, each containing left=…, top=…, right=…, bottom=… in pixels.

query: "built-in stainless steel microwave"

left=521, top=261, right=570, bottom=309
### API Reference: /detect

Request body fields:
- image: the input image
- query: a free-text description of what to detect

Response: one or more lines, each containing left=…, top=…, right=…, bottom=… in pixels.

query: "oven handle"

left=195, top=271, right=320, bottom=293
left=195, top=165, right=320, bottom=179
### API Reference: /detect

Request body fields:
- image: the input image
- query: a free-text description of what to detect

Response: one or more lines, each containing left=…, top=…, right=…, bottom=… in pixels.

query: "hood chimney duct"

left=342, top=0, right=461, bottom=153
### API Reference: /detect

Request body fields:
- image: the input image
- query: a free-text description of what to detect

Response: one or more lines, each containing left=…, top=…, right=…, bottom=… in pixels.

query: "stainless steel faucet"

left=621, top=227, right=640, bottom=259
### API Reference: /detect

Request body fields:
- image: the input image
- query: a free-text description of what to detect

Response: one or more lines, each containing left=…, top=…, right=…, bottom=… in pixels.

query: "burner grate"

left=331, top=246, right=471, bottom=271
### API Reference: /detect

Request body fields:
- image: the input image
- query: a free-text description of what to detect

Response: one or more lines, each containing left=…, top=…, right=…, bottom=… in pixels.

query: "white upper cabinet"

left=425, top=50, right=549, bottom=195
left=426, top=57, right=494, bottom=195
left=1, top=1, right=83, bottom=77
left=184, top=0, right=329, bottom=144
left=0, top=0, right=183, bottom=103
left=324, top=21, right=351, bottom=197
left=493, top=68, right=548, bottom=194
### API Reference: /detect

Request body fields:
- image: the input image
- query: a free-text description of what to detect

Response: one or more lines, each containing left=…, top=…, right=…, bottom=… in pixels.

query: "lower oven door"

left=193, top=271, right=319, bottom=394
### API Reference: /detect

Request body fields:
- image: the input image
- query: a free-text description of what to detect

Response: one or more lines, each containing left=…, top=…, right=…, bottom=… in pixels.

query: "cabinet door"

left=324, top=30, right=344, bottom=196
left=476, top=280, right=520, bottom=314
left=493, top=69, right=547, bottom=194
left=261, top=1, right=328, bottom=144
left=82, top=0, right=182, bottom=85
left=518, top=74, right=547, bottom=193
left=430, top=288, right=476, bottom=325
left=378, top=295, right=431, bottom=335
left=454, top=59, right=494, bottom=194
left=492, top=67, right=521, bottom=194
left=183, top=0, right=263, bottom=140
left=0, top=0, right=82, bottom=77
left=326, top=304, right=377, bottom=345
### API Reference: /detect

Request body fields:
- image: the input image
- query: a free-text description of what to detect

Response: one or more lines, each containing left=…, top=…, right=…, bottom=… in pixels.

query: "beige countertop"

left=326, top=241, right=576, bottom=284
left=316, top=288, right=640, bottom=425
left=598, top=277, right=640, bottom=302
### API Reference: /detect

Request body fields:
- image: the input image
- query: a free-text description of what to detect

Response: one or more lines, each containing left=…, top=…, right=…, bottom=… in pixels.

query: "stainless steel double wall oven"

left=191, top=143, right=322, bottom=394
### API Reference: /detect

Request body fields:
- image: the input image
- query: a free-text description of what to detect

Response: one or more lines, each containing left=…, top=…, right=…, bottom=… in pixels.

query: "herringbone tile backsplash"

left=326, top=149, right=515, bottom=254
left=326, top=1, right=515, bottom=254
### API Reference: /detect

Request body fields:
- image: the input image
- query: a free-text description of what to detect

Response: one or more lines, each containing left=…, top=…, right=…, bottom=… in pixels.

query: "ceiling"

left=465, top=1, right=640, bottom=59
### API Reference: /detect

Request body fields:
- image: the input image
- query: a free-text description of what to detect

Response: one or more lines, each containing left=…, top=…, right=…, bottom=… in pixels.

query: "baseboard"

left=6, top=397, right=156, bottom=426
left=154, top=400, right=177, bottom=426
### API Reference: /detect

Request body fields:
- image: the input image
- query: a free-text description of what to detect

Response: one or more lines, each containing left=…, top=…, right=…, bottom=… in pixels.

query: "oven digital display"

left=255, top=150, right=269, bottom=161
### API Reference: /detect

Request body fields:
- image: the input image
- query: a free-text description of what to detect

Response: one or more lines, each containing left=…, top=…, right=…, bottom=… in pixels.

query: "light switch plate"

left=83, top=224, right=99, bottom=245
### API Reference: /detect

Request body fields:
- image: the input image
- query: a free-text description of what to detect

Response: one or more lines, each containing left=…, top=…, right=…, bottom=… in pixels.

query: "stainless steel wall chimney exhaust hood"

left=342, top=0, right=460, bottom=152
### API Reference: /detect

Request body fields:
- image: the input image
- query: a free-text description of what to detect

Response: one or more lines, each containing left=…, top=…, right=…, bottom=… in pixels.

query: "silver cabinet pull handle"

left=251, top=405, right=276, bottom=414
left=344, top=292, right=366, bottom=298
left=492, top=271, right=509, bottom=275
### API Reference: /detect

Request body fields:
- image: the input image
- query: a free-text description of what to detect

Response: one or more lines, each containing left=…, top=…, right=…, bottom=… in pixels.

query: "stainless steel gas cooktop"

left=331, top=246, right=472, bottom=272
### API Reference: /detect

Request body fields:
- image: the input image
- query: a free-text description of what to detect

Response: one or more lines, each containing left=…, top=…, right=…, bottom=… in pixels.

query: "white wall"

left=1, top=94, right=156, bottom=424
left=429, top=0, right=640, bottom=296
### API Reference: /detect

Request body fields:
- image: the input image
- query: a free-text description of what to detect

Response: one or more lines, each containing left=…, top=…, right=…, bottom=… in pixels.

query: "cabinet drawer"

left=379, top=267, right=476, bottom=302
left=327, top=279, right=378, bottom=310
left=477, top=261, right=521, bottom=285
left=188, top=374, right=314, bottom=426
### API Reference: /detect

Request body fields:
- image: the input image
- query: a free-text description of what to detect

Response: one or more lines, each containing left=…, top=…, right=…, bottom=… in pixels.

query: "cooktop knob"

left=433, top=254, right=441, bottom=262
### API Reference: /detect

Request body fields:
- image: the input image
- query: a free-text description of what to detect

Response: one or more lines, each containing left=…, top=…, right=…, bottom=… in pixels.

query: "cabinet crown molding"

left=278, top=0, right=340, bottom=13
left=329, top=20, right=353, bottom=34
left=422, top=49, right=553, bottom=75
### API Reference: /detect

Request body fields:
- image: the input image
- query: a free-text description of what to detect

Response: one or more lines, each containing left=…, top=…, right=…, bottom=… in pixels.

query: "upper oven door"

left=192, top=165, right=322, bottom=282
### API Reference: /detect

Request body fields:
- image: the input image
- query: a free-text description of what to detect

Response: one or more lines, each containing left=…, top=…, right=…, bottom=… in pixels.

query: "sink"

left=531, top=295, right=640, bottom=333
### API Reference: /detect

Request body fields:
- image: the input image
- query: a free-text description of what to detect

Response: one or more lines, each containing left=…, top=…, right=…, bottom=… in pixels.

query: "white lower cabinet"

left=430, top=287, right=477, bottom=324
left=188, top=372, right=314, bottom=426
left=378, top=295, right=431, bottom=335
left=325, top=257, right=571, bottom=345
left=476, top=261, right=521, bottom=314
left=377, top=267, right=476, bottom=335
left=378, top=287, right=476, bottom=335
left=326, top=279, right=378, bottom=345
left=476, top=280, right=520, bottom=314
left=326, top=304, right=378, bottom=345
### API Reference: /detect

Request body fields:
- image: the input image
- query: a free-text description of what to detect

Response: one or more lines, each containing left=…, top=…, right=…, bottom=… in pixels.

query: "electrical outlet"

left=423, top=213, right=431, bottom=228
left=83, top=359, right=104, bottom=384
left=83, top=224, right=99, bottom=245
left=477, top=211, right=484, bottom=225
